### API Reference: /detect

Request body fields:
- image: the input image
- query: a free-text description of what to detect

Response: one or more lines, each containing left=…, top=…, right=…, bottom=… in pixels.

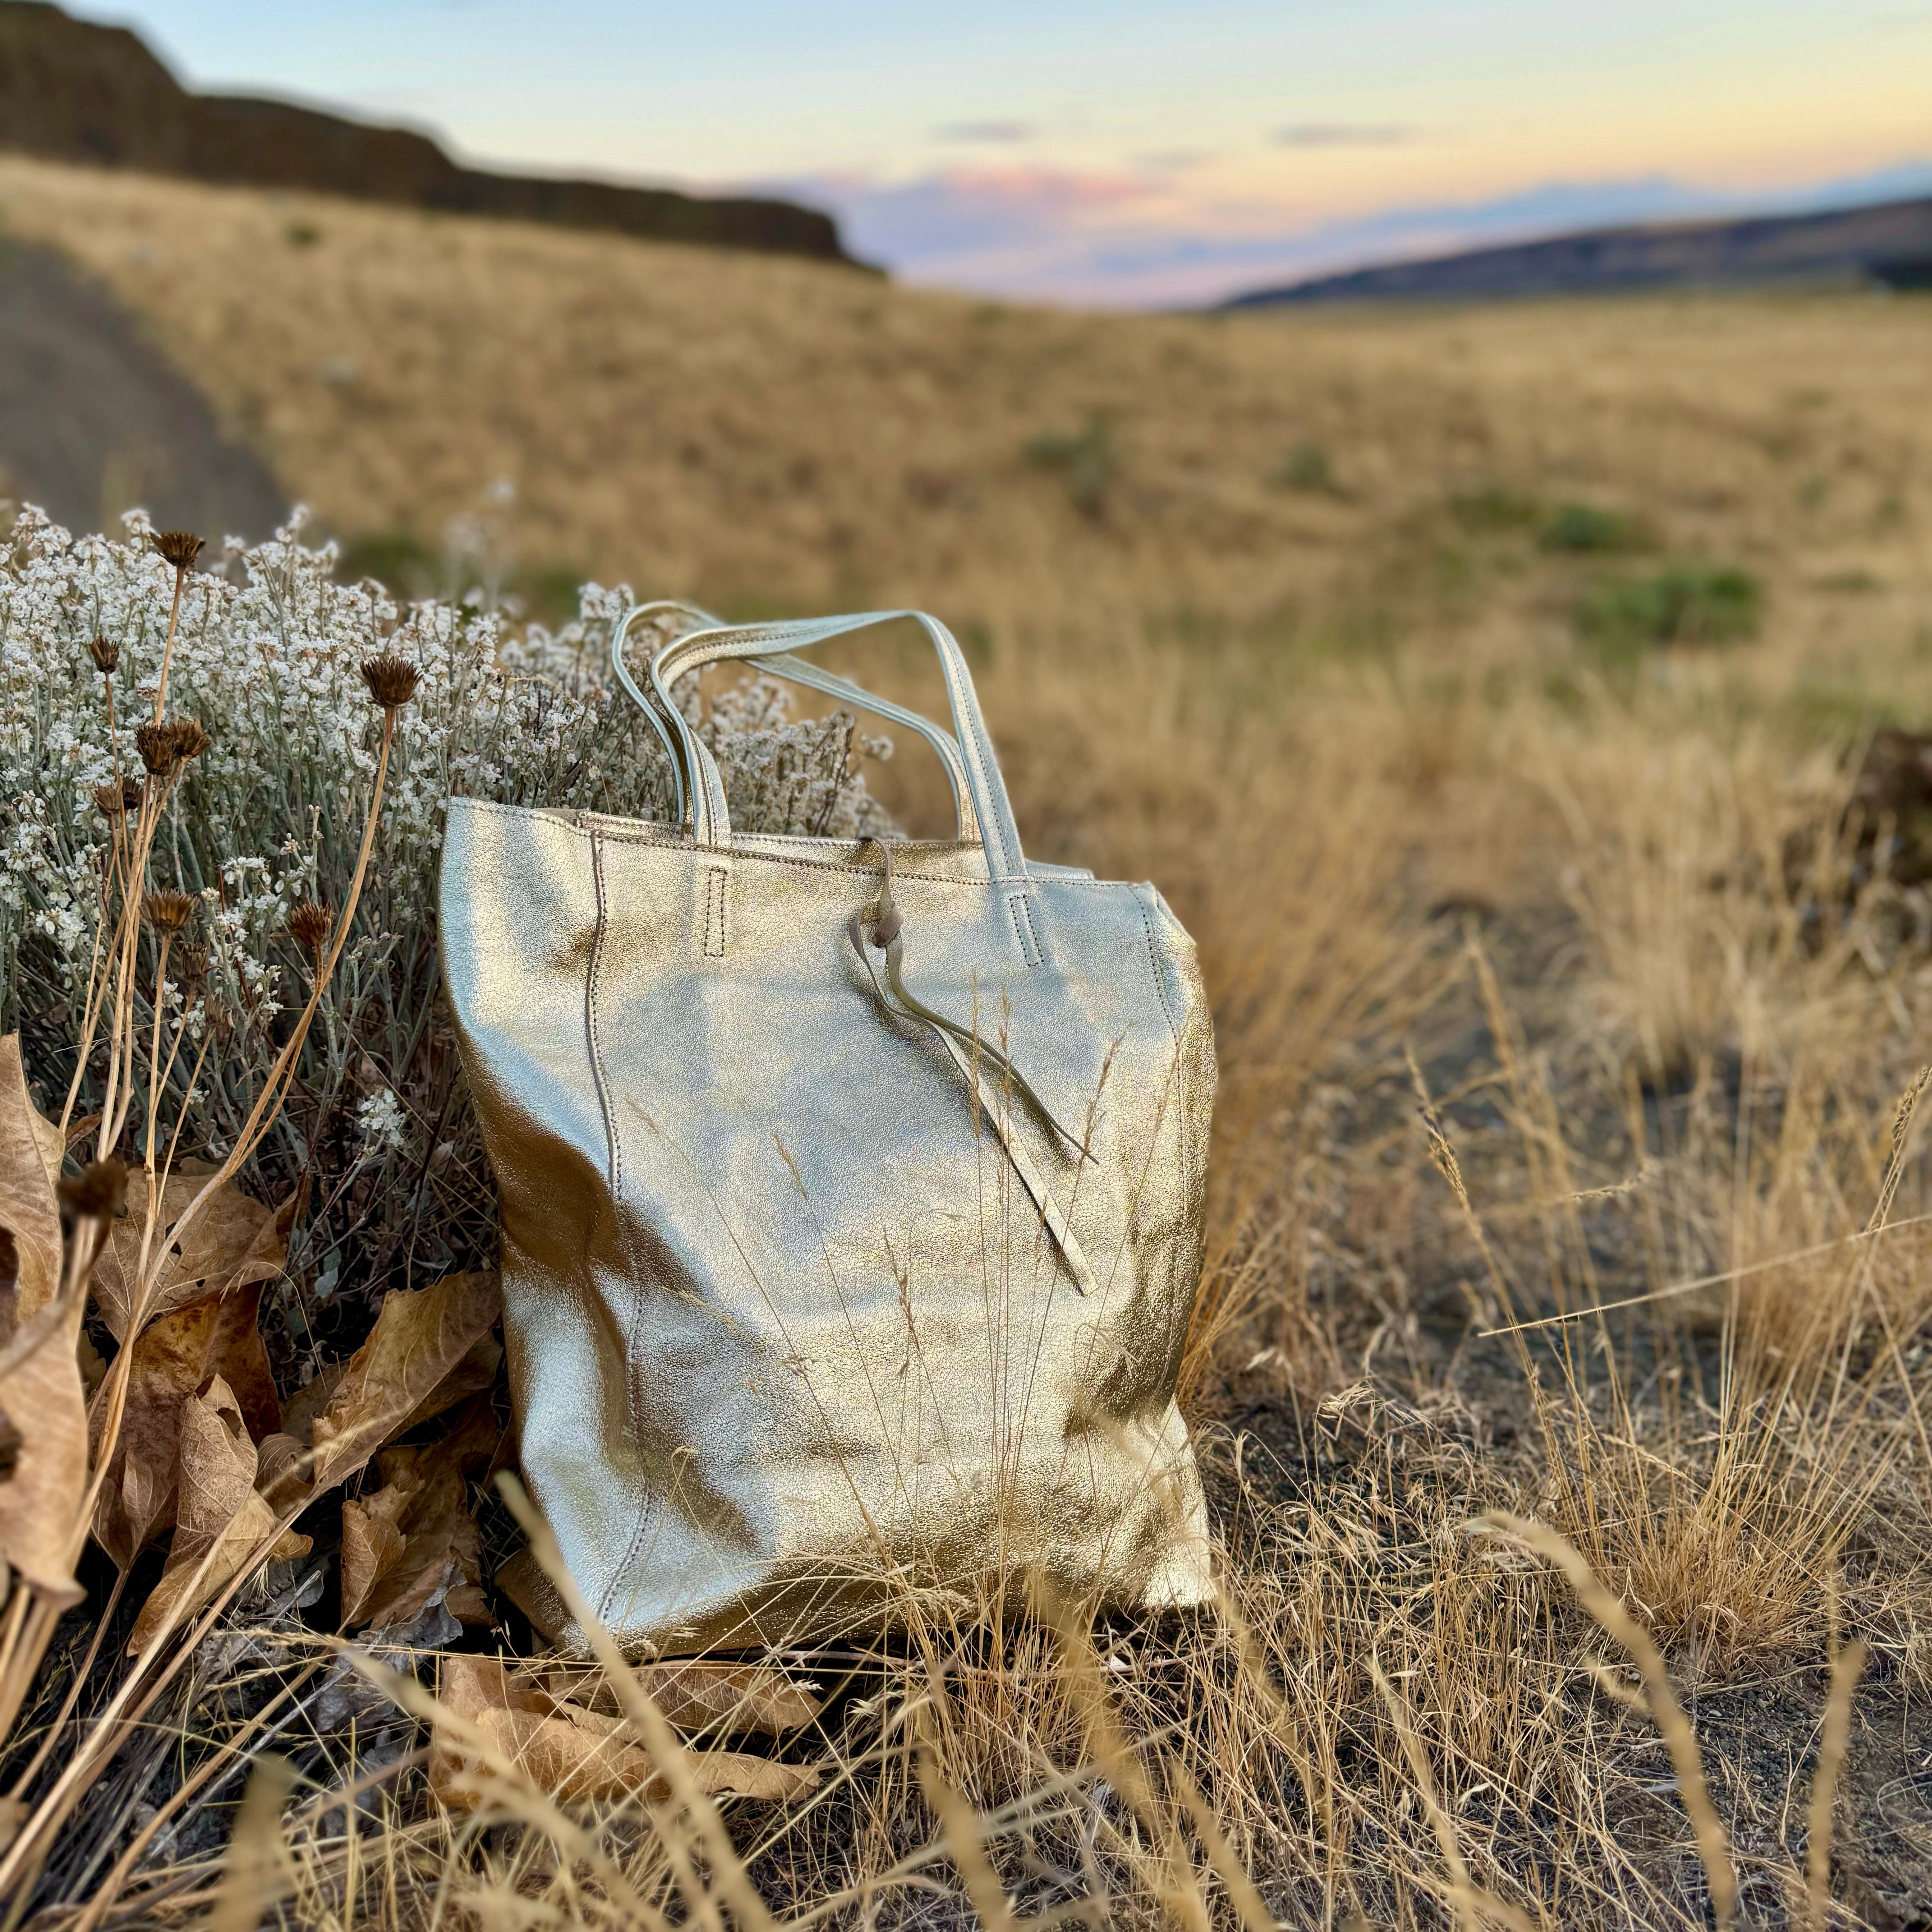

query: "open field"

left=4, top=156, right=1932, bottom=1926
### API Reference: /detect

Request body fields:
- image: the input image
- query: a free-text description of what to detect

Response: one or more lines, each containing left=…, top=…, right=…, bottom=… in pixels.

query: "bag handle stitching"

left=646, top=612, right=1032, bottom=892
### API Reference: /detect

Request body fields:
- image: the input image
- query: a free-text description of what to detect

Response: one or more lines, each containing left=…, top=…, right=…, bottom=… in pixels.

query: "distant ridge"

left=1222, top=195, right=1932, bottom=308
left=0, top=1, right=859, bottom=266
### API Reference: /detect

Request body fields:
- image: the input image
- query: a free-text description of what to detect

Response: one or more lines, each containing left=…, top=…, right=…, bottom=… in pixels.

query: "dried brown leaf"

left=444, top=1582, right=494, bottom=1625
left=93, top=1285, right=278, bottom=1568
left=274, top=1360, right=345, bottom=1450
left=558, top=1660, right=823, bottom=1737
left=90, top=1167, right=290, bottom=1343
left=307, top=1271, right=500, bottom=1494
left=0, top=1036, right=63, bottom=1321
left=0, top=1036, right=84, bottom=1605
left=401, top=1330, right=503, bottom=1433
left=126, top=1375, right=313, bottom=1655
left=340, top=1491, right=410, bottom=1630
left=254, top=1432, right=309, bottom=1508
left=339, top=1395, right=500, bottom=1632
left=428, top=1654, right=818, bottom=1811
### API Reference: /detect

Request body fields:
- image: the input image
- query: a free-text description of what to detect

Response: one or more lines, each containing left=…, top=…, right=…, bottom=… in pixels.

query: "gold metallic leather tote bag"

left=440, top=609, right=1216, bottom=1657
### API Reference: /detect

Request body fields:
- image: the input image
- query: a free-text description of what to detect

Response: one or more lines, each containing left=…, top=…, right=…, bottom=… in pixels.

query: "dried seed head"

left=58, top=1157, right=129, bottom=1221
left=93, top=777, right=142, bottom=819
left=359, top=655, right=421, bottom=710
left=165, top=716, right=211, bottom=765
left=287, top=898, right=334, bottom=958
left=143, top=888, right=198, bottom=933
left=151, top=530, right=205, bottom=572
left=88, top=634, right=120, bottom=675
left=177, top=942, right=209, bottom=986
left=134, top=721, right=179, bottom=776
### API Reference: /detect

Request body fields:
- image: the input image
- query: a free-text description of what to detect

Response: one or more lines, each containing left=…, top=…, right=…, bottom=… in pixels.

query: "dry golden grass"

left=5, top=157, right=1932, bottom=1926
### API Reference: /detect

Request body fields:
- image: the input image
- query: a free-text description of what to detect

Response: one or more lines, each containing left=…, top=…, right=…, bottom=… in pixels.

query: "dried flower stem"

left=0, top=1595, right=43, bottom=1761
left=56, top=883, right=114, bottom=1137
left=78, top=706, right=401, bottom=1585
left=148, top=703, right=398, bottom=1291
left=151, top=557, right=189, bottom=726
left=140, top=928, right=175, bottom=1179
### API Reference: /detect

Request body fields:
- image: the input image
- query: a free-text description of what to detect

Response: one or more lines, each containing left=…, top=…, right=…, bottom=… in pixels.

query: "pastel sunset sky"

left=66, top=0, right=1932, bottom=305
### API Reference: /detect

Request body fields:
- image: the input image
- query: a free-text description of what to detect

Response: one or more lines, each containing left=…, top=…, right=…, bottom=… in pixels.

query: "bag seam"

left=1133, top=885, right=1183, bottom=1050
left=1007, top=888, right=1044, bottom=966
left=450, top=799, right=1136, bottom=893
left=587, top=831, right=656, bottom=1623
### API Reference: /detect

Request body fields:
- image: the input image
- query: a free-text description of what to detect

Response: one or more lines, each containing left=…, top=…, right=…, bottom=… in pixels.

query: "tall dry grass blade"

left=204, top=1753, right=297, bottom=1932
left=1368, top=1657, right=1536, bottom=1932
left=1406, top=1044, right=1517, bottom=1328
left=1805, top=1639, right=1867, bottom=1932
left=1028, top=1588, right=1221, bottom=1932
left=493, top=1471, right=781, bottom=1932
left=1168, top=1764, right=1282, bottom=1932
left=1476, top=1212, right=1932, bottom=1337
left=1475, top=1513, right=1736, bottom=1930
left=66, top=1665, right=320, bottom=1932
left=913, top=1744, right=1021, bottom=1932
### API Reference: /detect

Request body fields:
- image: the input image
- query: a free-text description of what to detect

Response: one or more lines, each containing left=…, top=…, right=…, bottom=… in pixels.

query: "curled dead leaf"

left=254, top=1432, right=310, bottom=1509
left=0, top=1036, right=85, bottom=1605
left=90, top=1166, right=291, bottom=1344
left=307, top=1271, right=501, bottom=1494
left=340, top=1395, right=499, bottom=1632
left=551, top=1660, right=823, bottom=1738
left=274, top=1360, right=345, bottom=1453
left=427, top=1654, right=819, bottom=1812
left=0, top=1036, right=62, bottom=1322
left=126, top=1375, right=313, bottom=1655
left=92, top=1284, right=279, bottom=1569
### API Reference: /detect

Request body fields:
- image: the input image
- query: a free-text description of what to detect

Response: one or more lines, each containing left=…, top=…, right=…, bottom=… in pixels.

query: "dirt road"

left=0, top=232, right=283, bottom=537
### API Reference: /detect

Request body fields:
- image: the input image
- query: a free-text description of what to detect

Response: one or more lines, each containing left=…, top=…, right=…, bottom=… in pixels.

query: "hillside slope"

left=0, top=0, right=853, bottom=263
left=0, top=154, right=1926, bottom=732
left=1225, top=195, right=1932, bottom=306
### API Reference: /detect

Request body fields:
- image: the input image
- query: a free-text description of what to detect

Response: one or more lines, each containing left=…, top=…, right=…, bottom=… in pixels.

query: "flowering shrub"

left=0, top=505, right=894, bottom=1358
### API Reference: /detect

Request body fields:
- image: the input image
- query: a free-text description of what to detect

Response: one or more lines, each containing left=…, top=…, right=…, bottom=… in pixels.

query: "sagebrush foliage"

left=0, top=505, right=895, bottom=1345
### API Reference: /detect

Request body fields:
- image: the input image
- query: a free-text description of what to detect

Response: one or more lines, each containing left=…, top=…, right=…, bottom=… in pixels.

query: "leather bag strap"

left=613, top=603, right=980, bottom=844
left=645, top=612, right=1030, bottom=885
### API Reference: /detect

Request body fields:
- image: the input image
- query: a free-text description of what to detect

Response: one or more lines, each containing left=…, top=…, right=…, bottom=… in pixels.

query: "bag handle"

left=612, top=603, right=979, bottom=845
left=647, top=612, right=1031, bottom=885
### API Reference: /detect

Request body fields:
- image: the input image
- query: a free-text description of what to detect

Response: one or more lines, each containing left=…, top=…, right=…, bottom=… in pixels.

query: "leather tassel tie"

left=846, top=838, right=1098, bottom=1296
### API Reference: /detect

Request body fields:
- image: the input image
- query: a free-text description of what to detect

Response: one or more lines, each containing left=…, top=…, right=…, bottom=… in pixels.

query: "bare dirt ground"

left=0, top=230, right=282, bottom=537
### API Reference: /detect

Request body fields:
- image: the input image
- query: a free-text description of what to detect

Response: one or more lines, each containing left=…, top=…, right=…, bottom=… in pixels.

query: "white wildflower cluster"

left=0, top=503, right=896, bottom=1307
left=355, top=1086, right=409, bottom=1155
left=701, top=672, right=897, bottom=842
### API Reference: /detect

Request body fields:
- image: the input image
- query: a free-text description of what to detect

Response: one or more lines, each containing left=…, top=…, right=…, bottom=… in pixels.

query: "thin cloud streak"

left=1273, top=124, right=1420, bottom=147
left=787, top=155, right=1932, bottom=308
left=931, top=120, right=1038, bottom=144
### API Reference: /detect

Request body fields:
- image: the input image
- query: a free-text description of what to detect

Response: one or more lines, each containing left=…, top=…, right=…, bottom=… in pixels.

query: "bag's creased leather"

left=440, top=617, right=1217, bottom=1658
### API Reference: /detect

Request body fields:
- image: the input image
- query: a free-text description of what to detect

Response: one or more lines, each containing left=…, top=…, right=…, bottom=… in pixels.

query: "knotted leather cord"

left=846, top=839, right=1098, bottom=1296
